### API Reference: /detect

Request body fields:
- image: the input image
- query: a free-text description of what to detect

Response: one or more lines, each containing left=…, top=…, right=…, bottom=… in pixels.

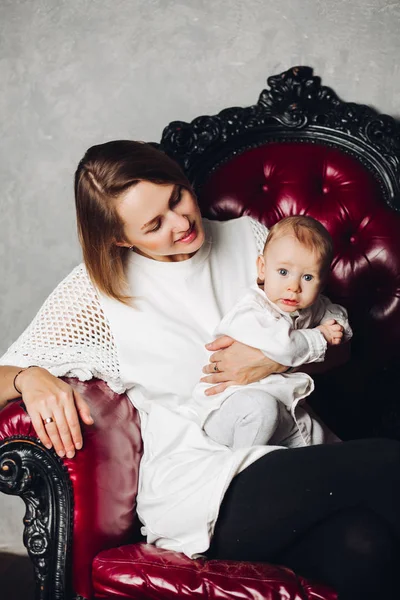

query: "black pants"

left=209, top=439, right=400, bottom=599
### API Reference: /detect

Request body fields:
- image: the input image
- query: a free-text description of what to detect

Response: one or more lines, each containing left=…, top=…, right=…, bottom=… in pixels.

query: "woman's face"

left=115, top=181, right=205, bottom=261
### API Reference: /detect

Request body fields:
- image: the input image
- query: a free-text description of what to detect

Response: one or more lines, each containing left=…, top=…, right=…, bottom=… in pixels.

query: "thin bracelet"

left=13, top=365, right=38, bottom=396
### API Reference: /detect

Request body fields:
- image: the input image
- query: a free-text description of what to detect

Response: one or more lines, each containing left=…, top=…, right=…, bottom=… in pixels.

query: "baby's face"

left=257, top=234, right=324, bottom=313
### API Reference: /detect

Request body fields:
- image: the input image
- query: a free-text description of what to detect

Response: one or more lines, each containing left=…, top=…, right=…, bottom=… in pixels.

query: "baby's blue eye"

left=278, top=269, right=288, bottom=276
left=303, top=274, right=313, bottom=282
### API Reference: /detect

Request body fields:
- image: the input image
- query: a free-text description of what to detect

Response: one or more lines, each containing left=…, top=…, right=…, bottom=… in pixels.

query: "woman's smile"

left=175, top=222, right=197, bottom=244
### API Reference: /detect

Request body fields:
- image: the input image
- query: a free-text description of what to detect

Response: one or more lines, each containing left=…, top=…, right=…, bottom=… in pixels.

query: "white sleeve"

left=311, top=295, right=353, bottom=342
left=0, top=264, right=125, bottom=393
left=216, top=296, right=327, bottom=367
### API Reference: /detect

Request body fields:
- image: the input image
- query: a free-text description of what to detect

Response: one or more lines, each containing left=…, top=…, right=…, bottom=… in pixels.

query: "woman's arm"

left=0, top=365, right=93, bottom=457
left=200, top=336, right=287, bottom=396
left=200, top=336, right=350, bottom=396
left=0, top=365, right=25, bottom=409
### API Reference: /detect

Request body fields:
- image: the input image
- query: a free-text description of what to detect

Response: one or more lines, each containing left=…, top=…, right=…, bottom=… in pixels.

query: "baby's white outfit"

left=190, top=285, right=353, bottom=449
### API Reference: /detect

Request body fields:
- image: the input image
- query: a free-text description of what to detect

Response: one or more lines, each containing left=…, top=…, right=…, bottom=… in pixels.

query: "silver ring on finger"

left=43, top=417, right=54, bottom=425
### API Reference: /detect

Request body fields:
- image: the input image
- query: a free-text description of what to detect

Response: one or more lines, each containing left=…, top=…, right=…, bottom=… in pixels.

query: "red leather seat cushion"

left=92, top=542, right=337, bottom=599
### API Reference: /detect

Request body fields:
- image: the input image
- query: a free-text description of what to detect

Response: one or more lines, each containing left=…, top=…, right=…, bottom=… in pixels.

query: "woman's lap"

left=209, top=438, right=400, bottom=562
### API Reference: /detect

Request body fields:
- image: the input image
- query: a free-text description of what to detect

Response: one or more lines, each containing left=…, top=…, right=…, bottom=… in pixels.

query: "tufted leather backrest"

left=198, top=142, right=400, bottom=361
left=161, top=67, right=400, bottom=364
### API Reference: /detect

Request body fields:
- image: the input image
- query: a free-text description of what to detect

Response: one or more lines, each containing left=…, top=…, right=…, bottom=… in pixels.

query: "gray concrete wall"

left=1, top=0, right=399, bottom=553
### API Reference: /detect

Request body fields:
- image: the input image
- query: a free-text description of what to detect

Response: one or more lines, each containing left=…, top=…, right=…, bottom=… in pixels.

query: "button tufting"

left=349, top=236, right=356, bottom=244
left=262, top=184, right=269, bottom=192
left=322, top=185, right=330, bottom=194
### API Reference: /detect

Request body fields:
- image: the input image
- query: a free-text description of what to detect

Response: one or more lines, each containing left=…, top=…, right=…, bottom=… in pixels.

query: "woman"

left=0, top=140, right=399, bottom=599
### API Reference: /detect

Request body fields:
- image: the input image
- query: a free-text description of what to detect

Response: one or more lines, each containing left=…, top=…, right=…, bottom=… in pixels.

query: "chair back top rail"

left=160, top=66, right=400, bottom=210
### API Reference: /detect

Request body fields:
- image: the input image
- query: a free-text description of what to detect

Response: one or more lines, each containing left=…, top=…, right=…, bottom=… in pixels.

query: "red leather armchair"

left=1, top=66, right=400, bottom=600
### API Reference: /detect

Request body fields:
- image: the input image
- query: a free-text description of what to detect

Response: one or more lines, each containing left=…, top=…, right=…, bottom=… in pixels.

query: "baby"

left=189, top=215, right=352, bottom=449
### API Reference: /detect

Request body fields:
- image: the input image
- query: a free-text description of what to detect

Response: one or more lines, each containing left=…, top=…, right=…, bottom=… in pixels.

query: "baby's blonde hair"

left=264, top=216, right=333, bottom=275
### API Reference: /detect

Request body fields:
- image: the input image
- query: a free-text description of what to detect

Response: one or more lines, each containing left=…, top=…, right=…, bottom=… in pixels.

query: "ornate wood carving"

left=0, top=436, right=74, bottom=600
left=160, top=66, right=400, bottom=209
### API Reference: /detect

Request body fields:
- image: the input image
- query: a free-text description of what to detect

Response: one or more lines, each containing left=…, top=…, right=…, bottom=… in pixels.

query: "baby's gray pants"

left=204, top=389, right=305, bottom=449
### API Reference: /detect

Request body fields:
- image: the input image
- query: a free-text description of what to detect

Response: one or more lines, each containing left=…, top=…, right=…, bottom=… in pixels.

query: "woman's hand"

left=200, top=336, right=287, bottom=396
left=17, top=367, right=93, bottom=458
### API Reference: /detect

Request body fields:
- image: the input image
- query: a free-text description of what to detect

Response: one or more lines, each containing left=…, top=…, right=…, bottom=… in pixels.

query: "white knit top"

left=0, top=218, right=268, bottom=390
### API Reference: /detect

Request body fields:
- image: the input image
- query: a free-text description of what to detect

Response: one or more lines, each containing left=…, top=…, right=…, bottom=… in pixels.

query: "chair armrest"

left=0, top=377, right=143, bottom=600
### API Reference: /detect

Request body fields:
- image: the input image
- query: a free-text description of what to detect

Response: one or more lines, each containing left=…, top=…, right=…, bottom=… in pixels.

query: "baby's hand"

left=317, top=319, right=344, bottom=345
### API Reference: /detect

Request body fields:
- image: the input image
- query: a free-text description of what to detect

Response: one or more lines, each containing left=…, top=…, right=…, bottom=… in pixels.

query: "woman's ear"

left=115, top=240, right=132, bottom=248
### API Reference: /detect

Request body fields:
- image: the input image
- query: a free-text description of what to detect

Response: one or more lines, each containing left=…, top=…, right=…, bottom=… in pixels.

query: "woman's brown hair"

left=75, top=140, right=193, bottom=303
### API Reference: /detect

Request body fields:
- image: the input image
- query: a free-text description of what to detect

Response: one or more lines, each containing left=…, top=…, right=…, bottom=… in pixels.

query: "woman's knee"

left=280, top=507, right=397, bottom=598
left=337, top=508, right=397, bottom=596
left=342, top=509, right=395, bottom=558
